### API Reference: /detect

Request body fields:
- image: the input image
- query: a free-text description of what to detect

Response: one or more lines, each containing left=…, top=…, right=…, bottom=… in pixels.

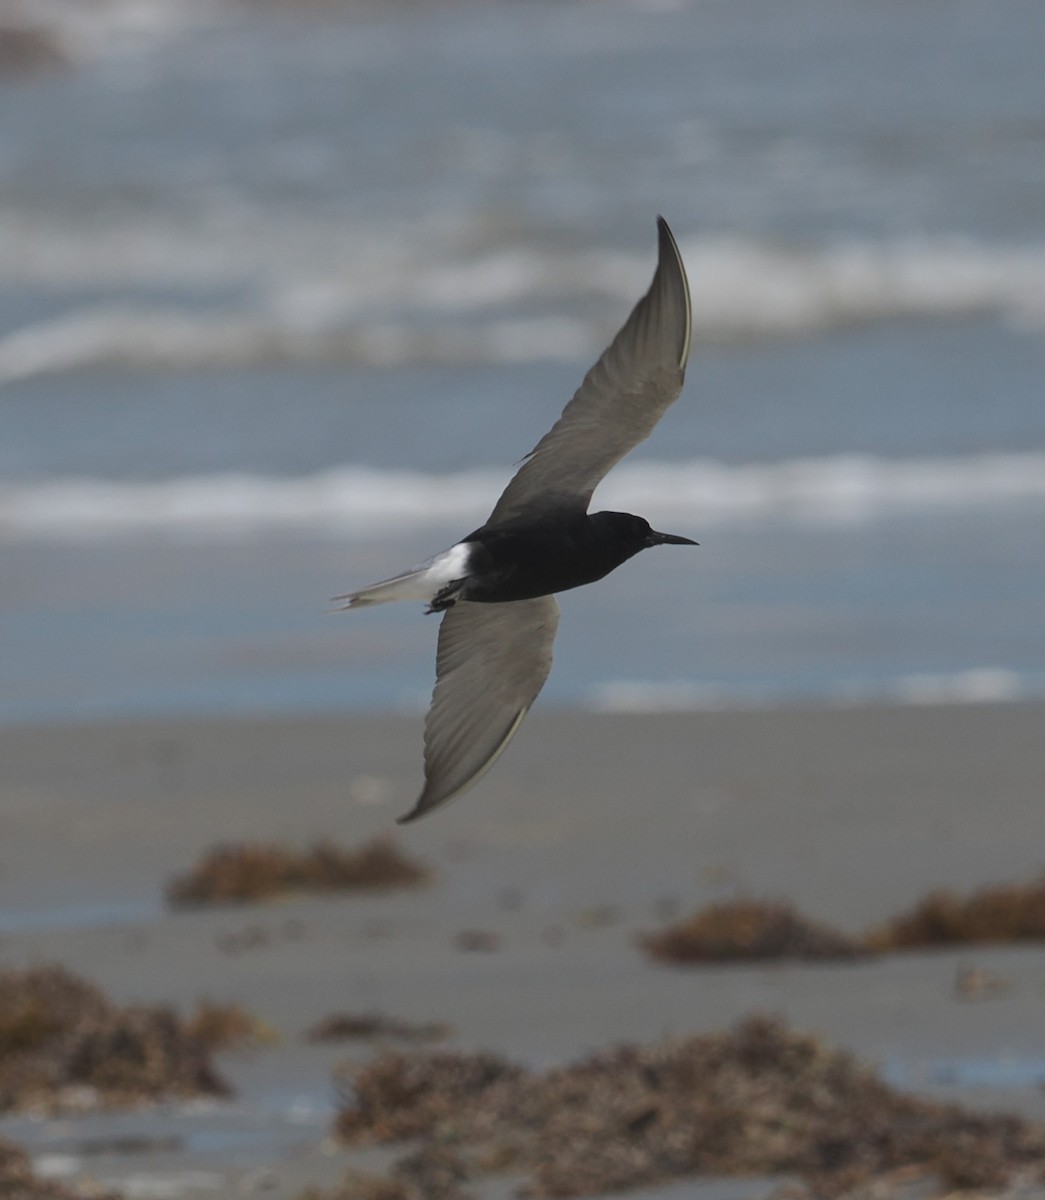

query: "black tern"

left=337, top=217, right=695, bottom=823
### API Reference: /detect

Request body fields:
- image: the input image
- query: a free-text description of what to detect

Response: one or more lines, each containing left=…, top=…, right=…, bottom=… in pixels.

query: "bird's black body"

left=428, top=511, right=695, bottom=611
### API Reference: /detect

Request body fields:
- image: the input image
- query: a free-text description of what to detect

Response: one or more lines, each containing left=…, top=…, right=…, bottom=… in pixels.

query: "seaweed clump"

left=0, top=966, right=230, bottom=1114
left=332, top=1016, right=1045, bottom=1198
left=642, top=878, right=1045, bottom=962
left=641, top=899, right=869, bottom=964
left=0, top=1136, right=120, bottom=1200
left=868, top=876, right=1045, bottom=949
left=305, top=1013, right=448, bottom=1044
left=184, top=1000, right=279, bottom=1050
left=167, top=837, right=431, bottom=907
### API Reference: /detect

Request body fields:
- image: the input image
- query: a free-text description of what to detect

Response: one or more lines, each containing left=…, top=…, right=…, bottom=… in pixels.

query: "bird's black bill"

left=649, top=530, right=698, bottom=546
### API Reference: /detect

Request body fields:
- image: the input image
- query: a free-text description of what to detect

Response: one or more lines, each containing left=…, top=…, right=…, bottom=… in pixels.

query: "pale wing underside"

left=398, top=596, right=560, bottom=823
left=487, top=216, right=692, bottom=527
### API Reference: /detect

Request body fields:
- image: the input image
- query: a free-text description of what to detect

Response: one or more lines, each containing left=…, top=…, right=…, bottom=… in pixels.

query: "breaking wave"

left=3, top=451, right=1044, bottom=540
left=3, top=233, right=1045, bottom=382
left=588, top=667, right=1035, bottom=712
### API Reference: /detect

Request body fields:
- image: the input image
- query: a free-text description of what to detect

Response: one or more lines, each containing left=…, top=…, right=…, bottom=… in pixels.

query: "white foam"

left=2, top=451, right=1044, bottom=541
left=5, top=230, right=1045, bottom=381
left=0, top=307, right=601, bottom=384
left=0, top=467, right=503, bottom=539
left=587, top=681, right=744, bottom=712
left=684, top=236, right=1045, bottom=338
left=589, top=668, right=1031, bottom=713
left=890, top=668, right=1025, bottom=706
left=601, top=452, right=1045, bottom=524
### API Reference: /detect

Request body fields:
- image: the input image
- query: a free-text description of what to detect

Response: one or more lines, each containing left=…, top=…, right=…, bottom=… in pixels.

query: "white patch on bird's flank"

left=338, top=541, right=473, bottom=607
left=424, top=542, right=472, bottom=588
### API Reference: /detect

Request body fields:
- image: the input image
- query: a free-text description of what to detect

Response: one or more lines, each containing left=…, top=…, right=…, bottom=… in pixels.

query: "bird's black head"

left=592, top=511, right=698, bottom=554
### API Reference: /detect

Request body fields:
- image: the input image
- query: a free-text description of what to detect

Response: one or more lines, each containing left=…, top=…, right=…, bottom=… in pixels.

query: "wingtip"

left=652, top=214, right=691, bottom=371
left=396, top=781, right=464, bottom=825
left=655, top=213, right=676, bottom=250
left=395, top=785, right=446, bottom=825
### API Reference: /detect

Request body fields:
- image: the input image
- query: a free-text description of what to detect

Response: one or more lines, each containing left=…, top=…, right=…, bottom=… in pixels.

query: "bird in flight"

left=337, top=217, right=694, bottom=823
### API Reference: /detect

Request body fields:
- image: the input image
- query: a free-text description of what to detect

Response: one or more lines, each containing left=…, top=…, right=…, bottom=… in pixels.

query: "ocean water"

left=1, top=0, right=1044, bottom=724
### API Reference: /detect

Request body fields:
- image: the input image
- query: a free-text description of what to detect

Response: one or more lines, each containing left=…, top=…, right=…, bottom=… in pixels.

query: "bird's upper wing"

left=397, top=595, right=559, bottom=824
left=486, top=216, right=691, bottom=528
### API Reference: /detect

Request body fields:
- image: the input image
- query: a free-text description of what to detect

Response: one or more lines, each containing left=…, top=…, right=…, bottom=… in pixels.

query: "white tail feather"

left=334, top=542, right=473, bottom=610
left=334, top=566, right=437, bottom=608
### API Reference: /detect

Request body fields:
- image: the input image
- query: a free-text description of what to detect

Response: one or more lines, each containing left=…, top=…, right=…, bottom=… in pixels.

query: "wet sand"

left=1, top=702, right=1044, bottom=1197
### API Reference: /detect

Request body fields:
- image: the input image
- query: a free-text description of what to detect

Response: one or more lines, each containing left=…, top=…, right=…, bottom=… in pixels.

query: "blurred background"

left=1, top=0, right=1044, bottom=726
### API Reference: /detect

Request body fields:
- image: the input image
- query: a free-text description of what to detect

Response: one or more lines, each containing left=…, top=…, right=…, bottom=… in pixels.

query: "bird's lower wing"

left=397, top=595, right=560, bottom=824
left=487, top=216, right=691, bottom=527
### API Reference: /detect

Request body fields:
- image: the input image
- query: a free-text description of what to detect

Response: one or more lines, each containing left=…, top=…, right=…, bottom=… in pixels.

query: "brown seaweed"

left=330, top=1015, right=1045, bottom=1198
left=167, top=837, right=431, bottom=906
left=0, top=966, right=230, bottom=1114
left=641, top=899, right=869, bottom=964
left=868, top=877, right=1045, bottom=949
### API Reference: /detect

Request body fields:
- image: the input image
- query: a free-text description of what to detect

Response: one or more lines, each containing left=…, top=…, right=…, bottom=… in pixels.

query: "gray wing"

left=397, top=595, right=560, bottom=824
left=487, top=216, right=691, bottom=527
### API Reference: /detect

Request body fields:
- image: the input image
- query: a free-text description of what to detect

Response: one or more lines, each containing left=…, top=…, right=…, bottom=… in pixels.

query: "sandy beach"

left=1, top=701, right=1044, bottom=1198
